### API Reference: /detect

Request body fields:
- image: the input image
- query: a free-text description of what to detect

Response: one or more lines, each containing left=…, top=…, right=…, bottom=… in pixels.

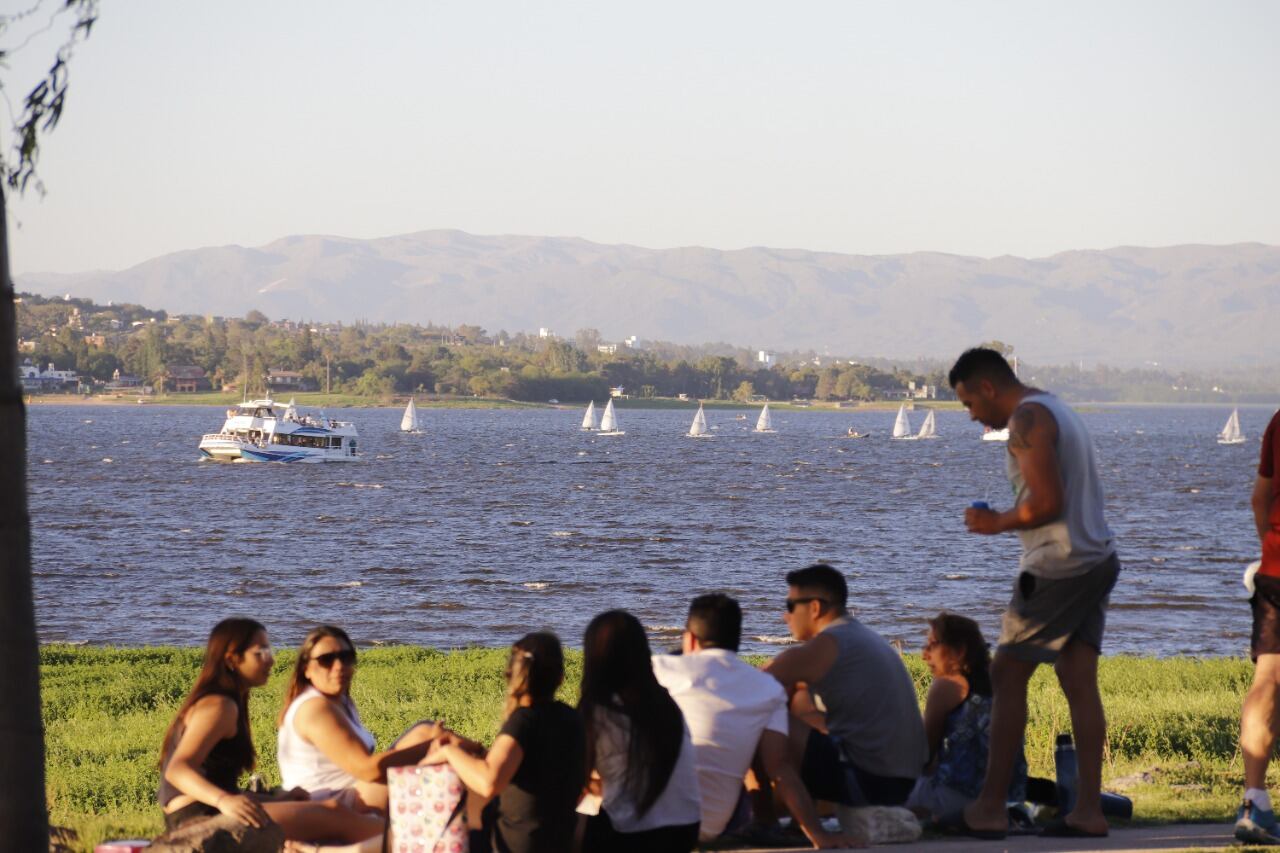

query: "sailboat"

left=916, top=409, right=938, bottom=439
left=580, top=400, right=598, bottom=431
left=688, top=403, right=712, bottom=438
left=400, top=397, right=422, bottom=433
left=891, top=404, right=914, bottom=440
left=754, top=403, right=776, bottom=433
left=597, top=398, right=625, bottom=436
left=1219, top=408, right=1245, bottom=445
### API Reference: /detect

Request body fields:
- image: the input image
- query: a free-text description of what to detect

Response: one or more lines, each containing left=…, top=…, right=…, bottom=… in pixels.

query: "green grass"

left=44, top=647, right=1254, bottom=850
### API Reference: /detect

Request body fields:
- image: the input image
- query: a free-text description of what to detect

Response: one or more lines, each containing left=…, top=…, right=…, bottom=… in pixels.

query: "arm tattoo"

left=1008, top=405, right=1037, bottom=450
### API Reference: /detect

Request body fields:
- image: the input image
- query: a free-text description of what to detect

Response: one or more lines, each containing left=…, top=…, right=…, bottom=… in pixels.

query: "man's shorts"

left=1250, top=574, right=1280, bottom=660
left=998, top=552, right=1121, bottom=663
left=799, top=730, right=915, bottom=807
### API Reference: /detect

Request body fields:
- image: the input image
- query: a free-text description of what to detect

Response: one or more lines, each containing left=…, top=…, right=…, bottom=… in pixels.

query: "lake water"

left=26, top=402, right=1273, bottom=657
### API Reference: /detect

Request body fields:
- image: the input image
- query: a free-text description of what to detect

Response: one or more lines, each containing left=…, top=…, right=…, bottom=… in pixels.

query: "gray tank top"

left=1005, top=391, right=1115, bottom=578
left=811, top=619, right=927, bottom=780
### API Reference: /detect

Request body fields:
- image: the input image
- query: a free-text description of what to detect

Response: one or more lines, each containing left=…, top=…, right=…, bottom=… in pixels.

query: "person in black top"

left=423, top=631, right=586, bottom=853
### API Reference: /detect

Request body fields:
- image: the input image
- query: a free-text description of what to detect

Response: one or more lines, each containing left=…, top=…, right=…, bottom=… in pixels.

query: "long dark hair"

left=159, top=618, right=265, bottom=775
left=278, top=624, right=356, bottom=727
left=928, top=612, right=992, bottom=697
left=579, top=610, right=684, bottom=817
left=504, top=632, right=564, bottom=719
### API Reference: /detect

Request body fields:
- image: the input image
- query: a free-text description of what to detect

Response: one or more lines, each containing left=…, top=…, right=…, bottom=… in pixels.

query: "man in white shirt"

left=652, top=594, right=862, bottom=849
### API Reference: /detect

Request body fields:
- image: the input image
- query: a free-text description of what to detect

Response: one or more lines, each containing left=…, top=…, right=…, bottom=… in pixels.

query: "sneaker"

left=1236, top=798, right=1280, bottom=845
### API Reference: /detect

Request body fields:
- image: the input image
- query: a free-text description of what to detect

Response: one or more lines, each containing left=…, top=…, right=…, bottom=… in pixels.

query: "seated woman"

left=285, top=632, right=585, bottom=853
left=277, top=625, right=443, bottom=811
left=578, top=610, right=701, bottom=853
left=906, top=612, right=1027, bottom=822
left=159, top=618, right=383, bottom=843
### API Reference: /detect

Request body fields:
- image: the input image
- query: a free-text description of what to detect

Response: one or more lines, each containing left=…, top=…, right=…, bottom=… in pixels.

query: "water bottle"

left=1054, top=733, right=1078, bottom=815
left=1100, top=791, right=1133, bottom=819
left=970, top=500, right=990, bottom=510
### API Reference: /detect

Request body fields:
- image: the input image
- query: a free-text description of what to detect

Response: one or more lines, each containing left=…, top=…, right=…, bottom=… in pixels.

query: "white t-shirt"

left=652, top=649, right=789, bottom=839
left=277, top=686, right=377, bottom=797
left=588, top=703, right=702, bottom=833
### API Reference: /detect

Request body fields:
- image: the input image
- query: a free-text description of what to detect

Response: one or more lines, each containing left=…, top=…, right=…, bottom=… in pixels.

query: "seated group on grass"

left=159, top=564, right=1025, bottom=852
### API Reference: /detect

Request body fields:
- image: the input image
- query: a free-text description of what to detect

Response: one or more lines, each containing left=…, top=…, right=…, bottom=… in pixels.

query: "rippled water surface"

left=27, top=403, right=1272, bottom=656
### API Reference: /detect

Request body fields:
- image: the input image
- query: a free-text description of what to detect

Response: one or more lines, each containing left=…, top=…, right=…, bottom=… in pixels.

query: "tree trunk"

left=0, top=184, right=50, bottom=846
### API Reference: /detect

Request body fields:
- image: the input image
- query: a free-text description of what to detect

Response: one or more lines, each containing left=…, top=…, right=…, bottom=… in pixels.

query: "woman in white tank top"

left=276, top=626, right=444, bottom=811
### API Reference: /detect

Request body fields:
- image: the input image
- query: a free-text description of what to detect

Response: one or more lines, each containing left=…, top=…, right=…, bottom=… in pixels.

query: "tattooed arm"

left=965, top=402, right=1063, bottom=535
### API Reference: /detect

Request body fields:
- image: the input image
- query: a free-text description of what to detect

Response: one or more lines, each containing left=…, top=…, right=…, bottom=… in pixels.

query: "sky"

left=2, top=0, right=1278, bottom=274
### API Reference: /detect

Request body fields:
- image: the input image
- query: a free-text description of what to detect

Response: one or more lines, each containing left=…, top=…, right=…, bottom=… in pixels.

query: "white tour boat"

left=199, top=398, right=359, bottom=462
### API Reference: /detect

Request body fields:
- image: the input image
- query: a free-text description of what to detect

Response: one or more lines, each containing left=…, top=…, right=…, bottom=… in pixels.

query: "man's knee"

left=991, top=652, right=1036, bottom=690
left=1253, top=654, right=1280, bottom=686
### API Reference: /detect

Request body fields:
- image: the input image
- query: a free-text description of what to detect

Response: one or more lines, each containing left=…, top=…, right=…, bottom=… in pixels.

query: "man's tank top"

left=1005, top=391, right=1115, bottom=578
left=277, top=686, right=376, bottom=796
left=810, top=619, right=928, bottom=780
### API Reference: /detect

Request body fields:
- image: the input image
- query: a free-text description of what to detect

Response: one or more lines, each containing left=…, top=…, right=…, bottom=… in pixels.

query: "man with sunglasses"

left=764, top=564, right=927, bottom=812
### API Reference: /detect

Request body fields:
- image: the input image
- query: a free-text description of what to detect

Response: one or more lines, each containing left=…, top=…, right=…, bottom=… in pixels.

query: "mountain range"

left=18, top=231, right=1280, bottom=367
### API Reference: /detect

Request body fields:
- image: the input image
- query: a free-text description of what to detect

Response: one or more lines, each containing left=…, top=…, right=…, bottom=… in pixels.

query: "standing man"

left=950, top=348, right=1120, bottom=839
left=1236, top=407, right=1280, bottom=845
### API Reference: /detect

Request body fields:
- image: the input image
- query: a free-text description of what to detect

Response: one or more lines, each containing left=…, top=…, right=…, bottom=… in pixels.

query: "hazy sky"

left=3, top=0, right=1278, bottom=274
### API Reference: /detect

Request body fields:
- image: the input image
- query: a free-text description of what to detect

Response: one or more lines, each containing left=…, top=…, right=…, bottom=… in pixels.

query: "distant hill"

left=18, top=231, right=1280, bottom=366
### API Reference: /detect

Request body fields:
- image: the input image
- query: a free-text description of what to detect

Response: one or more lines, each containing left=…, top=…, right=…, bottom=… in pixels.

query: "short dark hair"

left=785, top=564, right=848, bottom=613
left=948, top=347, right=1018, bottom=390
left=686, top=594, right=742, bottom=652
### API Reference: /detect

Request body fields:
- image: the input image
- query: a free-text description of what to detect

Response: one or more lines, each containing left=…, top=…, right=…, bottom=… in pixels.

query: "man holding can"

left=949, top=347, right=1119, bottom=839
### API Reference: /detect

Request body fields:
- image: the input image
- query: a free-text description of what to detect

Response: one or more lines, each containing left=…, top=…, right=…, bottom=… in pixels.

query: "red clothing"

left=1261, top=410, right=1280, bottom=576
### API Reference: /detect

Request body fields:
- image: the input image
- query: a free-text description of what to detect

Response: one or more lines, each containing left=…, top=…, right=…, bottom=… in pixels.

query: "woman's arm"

left=422, top=735, right=523, bottom=800
left=921, top=676, right=967, bottom=760
left=294, top=698, right=438, bottom=784
left=165, top=695, right=271, bottom=827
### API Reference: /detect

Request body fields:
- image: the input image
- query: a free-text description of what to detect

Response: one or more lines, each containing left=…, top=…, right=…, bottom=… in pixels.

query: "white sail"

left=400, top=398, right=420, bottom=432
left=598, top=398, right=623, bottom=434
left=581, top=400, right=598, bottom=431
left=891, top=404, right=912, bottom=439
left=1219, top=408, right=1245, bottom=445
left=689, top=403, right=709, bottom=437
left=284, top=397, right=298, bottom=421
left=916, top=409, right=937, bottom=439
left=755, top=403, right=775, bottom=433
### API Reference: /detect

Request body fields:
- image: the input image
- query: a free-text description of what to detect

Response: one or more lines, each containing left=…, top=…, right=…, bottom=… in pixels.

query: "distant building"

left=167, top=365, right=211, bottom=393
left=84, top=333, right=106, bottom=348
left=609, top=385, right=626, bottom=398
left=266, top=369, right=316, bottom=392
left=597, top=343, right=618, bottom=355
left=106, top=368, right=144, bottom=390
left=19, top=360, right=79, bottom=392
left=757, top=350, right=777, bottom=368
left=624, top=335, right=642, bottom=349
left=538, top=327, right=555, bottom=339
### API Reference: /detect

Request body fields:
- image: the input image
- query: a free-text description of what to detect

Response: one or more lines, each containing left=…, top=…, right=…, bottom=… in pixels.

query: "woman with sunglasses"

left=277, top=625, right=446, bottom=811
left=159, top=618, right=382, bottom=842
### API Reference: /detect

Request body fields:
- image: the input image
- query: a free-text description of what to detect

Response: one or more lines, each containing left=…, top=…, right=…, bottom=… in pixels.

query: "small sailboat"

left=754, top=403, right=776, bottom=434
left=580, top=400, right=598, bottom=431
left=982, top=426, right=1009, bottom=442
left=916, top=409, right=938, bottom=439
left=400, top=397, right=422, bottom=434
left=845, top=427, right=867, bottom=438
left=597, top=398, right=625, bottom=436
left=1219, top=408, right=1245, bottom=445
left=891, top=404, right=913, bottom=439
left=688, top=403, right=712, bottom=438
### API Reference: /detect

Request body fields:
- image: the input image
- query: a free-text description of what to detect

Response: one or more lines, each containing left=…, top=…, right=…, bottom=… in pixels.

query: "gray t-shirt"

left=1005, top=391, right=1116, bottom=579
left=811, top=618, right=927, bottom=780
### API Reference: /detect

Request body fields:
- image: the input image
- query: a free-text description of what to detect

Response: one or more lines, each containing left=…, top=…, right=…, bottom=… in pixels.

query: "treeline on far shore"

left=17, top=292, right=1280, bottom=405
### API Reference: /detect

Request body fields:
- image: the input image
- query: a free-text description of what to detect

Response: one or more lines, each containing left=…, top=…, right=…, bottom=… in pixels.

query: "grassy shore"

left=43, top=646, right=1251, bottom=850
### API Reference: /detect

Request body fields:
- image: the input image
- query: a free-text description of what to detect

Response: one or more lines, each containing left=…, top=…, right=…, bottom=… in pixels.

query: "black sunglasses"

left=785, top=597, right=828, bottom=613
left=311, top=649, right=357, bottom=668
